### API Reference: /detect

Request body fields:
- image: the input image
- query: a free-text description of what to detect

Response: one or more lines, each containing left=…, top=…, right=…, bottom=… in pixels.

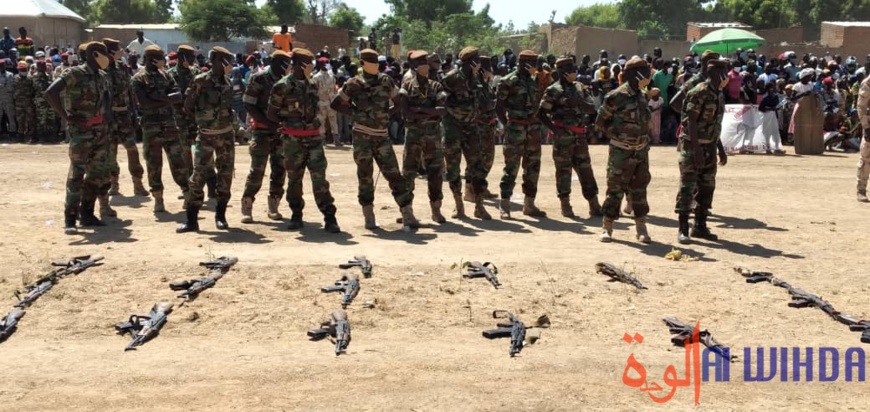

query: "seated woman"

left=824, top=109, right=861, bottom=152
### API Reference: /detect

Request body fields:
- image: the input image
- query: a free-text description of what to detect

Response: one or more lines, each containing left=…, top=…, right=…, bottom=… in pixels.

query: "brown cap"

left=555, top=57, right=574, bottom=69
left=85, top=41, right=108, bottom=55
left=271, top=50, right=291, bottom=59
left=177, top=45, right=196, bottom=55
left=624, top=57, right=648, bottom=71
left=409, top=50, right=428, bottom=61
left=291, top=48, right=314, bottom=60
left=143, top=45, right=164, bottom=58
left=102, top=38, right=120, bottom=48
left=458, top=46, right=479, bottom=61
left=211, top=46, right=233, bottom=60
left=518, top=50, right=538, bottom=60
left=360, top=48, right=378, bottom=61
left=427, top=53, right=441, bottom=63
left=707, top=58, right=728, bottom=69
left=78, top=43, right=88, bottom=52
left=700, top=50, right=720, bottom=63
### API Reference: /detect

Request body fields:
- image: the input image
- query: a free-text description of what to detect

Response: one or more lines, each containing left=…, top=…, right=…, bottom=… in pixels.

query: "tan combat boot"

left=153, top=191, right=166, bottom=213
left=400, top=205, right=420, bottom=228
left=499, top=198, right=511, bottom=220
left=600, top=217, right=614, bottom=242
left=635, top=216, right=651, bottom=244
left=451, top=193, right=466, bottom=219
left=240, top=197, right=254, bottom=223
left=463, top=183, right=475, bottom=203
left=132, top=177, right=149, bottom=196
left=560, top=197, right=574, bottom=218
left=522, top=196, right=546, bottom=217
left=431, top=200, right=446, bottom=223
left=362, top=205, right=377, bottom=229
left=99, top=195, right=117, bottom=217
left=108, top=176, right=120, bottom=195
left=267, top=196, right=283, bottom=220
left=474, top=196, right=492, bottom=220
left=588, top=197, right=603, bottom=217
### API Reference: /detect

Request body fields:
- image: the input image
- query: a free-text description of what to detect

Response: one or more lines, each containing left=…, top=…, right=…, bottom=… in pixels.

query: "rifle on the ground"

left=14, top=255, right=104, bottom=308
left=339, top=256, right=372, bottom=278
left=307, top=310, right=351, bottom=355
left=463, top=261, right=501, bottom=289
left=595, top=262, right=647, bottom=290
left=170, top=271, right=227, bottom=300
left=115, top=302, right=174, bottom=351
left=321, top=273, right=360, bottom=308
left=0, top=309, right=25, bottom=343
left=663, top=317, right=737, bottom=362
left=482, top=311, right=550, bottom=357
left=199, top=256, right=239, bottom=273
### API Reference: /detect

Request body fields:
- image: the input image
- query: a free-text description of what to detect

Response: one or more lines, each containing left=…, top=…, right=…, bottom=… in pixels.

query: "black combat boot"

left=63, top=211, right=78, bottom=235
left=677, top=213, right=690, bottom=244
left=176, top=206, right=200, bottom=233
left=287, top=209, right=304, bottom=230
left=79, top=201, right=106, bottom=227
left=323, top=205, right=340, bottom=233
left=206, top=175, right=217, bottom=199
left=691, top=212, right=718, bottom=241
left=215, top=201, right=229, bottom=230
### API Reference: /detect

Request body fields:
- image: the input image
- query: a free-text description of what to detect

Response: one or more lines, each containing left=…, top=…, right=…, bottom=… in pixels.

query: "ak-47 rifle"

left=595, top=262, right=647, bottom=290
left=482, top=311, right=551, bottom=357
left=14, top=255, right=104, bottom=308
left=663, top=317, right=738, bottom=362
left=463, top=261, right=501, bottom=289
left=339, top=256, right=372, bottom=278
left=320, top=273, right=360, bottom=308
left=170, top=271, right=226, bottom=300
left=199, top=256, right=239, bottom=273
left=115, top=302, right=174, bottom=351
left=307, top=310, right=351, bottom=356
left=0, top=309, right=25, bottom=343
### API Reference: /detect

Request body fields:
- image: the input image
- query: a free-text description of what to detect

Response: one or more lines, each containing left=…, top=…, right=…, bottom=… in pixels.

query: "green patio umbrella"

left=690, top=28, right=766, bottom=55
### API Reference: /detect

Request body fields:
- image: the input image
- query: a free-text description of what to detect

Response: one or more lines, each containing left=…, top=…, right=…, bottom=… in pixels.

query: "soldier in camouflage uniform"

left=399, top=50, right=447, bottom=223
left=496, top=50, right=546, bottom=219
left=177, top=47, right=236, bottom=233
left=595, top=58, right=654, bottom=243
left=0, top=60, right=15, bottom=139
left=440, top=46, right=492, bottom=220
left=45, top=42, right=113, bottom=234
left=132, top=45, right=189, bottom=213
left=539, top=57, right=602, bottom=218
left=32, top=61, right=58, bottom=143
left=267, top=48, right=340, bottom=233
left=676, top=59, right=730, bottom=244
left=241, top=50, right=289, bottom=224
left=102, top=38, right=148, bottom=204
left=331, top=48, right=419, bottom=229
left=13, top=62, right=35, bottom=142
left=475, top=56, right=498, bottom=200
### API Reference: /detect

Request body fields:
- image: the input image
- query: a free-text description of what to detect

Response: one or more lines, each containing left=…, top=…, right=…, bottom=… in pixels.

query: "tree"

left=92, top=0, right=156, bottom=24
left=179, top=0, right=271, bottom=42
left=720, top=0, right=793, bottom=29
left=59, top=0, right=95, bottom=23
left=385, top=0, right=473, bottom=23
left=329, top=4, right=364, bottom=34
left=152, top=0, right=173, bottom=22
left=305, top=0, right=339, bottom=25
left=265, top=0, right=305, bottom=25
left=565, top=3, right=621, bottom=28
left=619, top=0, right=714, bottom=39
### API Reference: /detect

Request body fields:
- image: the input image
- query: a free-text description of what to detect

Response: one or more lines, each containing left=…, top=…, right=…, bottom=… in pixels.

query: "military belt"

left=112, top=106, right=128, bottom=112
left=353, top=124, right=389, bottom=137
left=200, top=125, right=234, bottom=135
left=552, top=121, right=586, bottom=135
left=609, top=137, right=648, bottom=151
left=84, top=115, right=105, bottom=126
left=280, top=127, right=320, bottom=137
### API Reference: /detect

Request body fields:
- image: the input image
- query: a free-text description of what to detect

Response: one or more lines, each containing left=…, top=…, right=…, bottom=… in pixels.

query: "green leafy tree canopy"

left=179, top=0, right=271, bottom=42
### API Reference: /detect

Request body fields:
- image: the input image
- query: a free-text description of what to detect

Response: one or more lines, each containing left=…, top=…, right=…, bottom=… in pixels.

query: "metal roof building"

left=0, top=0, right=85, bottom=48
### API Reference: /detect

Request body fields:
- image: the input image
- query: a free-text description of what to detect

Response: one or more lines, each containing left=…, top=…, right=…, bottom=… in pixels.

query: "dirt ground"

left=0, top=141, right=868, bottom=411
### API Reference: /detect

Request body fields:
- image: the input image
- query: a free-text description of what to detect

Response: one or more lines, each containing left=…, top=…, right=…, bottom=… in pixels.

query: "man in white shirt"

left=126, top=30, right=156, bottom=56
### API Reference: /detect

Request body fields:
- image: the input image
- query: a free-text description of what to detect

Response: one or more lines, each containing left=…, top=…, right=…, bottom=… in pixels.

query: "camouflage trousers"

left=499, top=122, right=542, bottom=199
left=0, top=99, right=15, bottom=133
left=443, top=117, right=486, bottom=195
left=142, top=122, right=189, bottom=194
left=283, top=135, right=335, bottom=214
left=480, top=120, right=497, bottom=178
left=675, top=141, right=717, bottom=214
left=176, top=116, right=197, bottom=175
left=188, top=131, right=235, bottom=208
left=65, top=124, right=112, bottom=215
left=35, top=99, right=58, bottom=140
left=352, top=131, right=411, bottom=207
left=402, top=123, right=444, bottom=202
left=859, top=138, right=870, bottom=193
left=243, top=130, right=286, bottom=199
left=601, top=145, right=651, bottom=220
left=109, top=111, right=144, bottom=180
left=15, top=104, right=34, bottom=139
left=553, top=130, right=599, bottom=200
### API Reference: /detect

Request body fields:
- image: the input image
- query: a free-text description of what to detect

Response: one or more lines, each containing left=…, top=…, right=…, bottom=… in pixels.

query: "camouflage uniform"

left=478, top=75, right=498, bottom=182
left=676, top=82, right=723, bottom=214
left=105, top=60, right=145, bottom=185
left=269, top=72, right=337, bottom=221
left=168, top=64, right=198, bottom=172
left=597, top=82, right=652, bottom=220
left=60, top=64, right=112, bottom=223
left=539, top=79, right=600, bottom=206
left=497, top=70, right=543, bottom=202
left=0, top=70, right=14, bottom=135
left=32, top=71, right=58, bottom=141
left=441, top=69, right=486, bottom=203
left=185, top=70, right=235, bottom=210
left=400, top=72, right=445, bottom=203
left=243, top=66, right=286, bottom=204
left=131, top=68, right=189, bottom=196
left=13, top=72, right=35, bottom=141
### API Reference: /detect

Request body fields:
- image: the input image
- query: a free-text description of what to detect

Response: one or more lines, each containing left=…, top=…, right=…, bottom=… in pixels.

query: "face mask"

left=111, top=49, right=122, bottom=61
left=635, top=73, right=651, bottom=90
left=362, top=61, right=379, bottom=75
left=416, top=64, right=430, bottom=77
left=718, top=75, right=729, bottom=89
left=94, top=52, right=110, bottom=70
left=278, top=60, right=291, bottom=76
left=302, top=62, right=314, bottom=78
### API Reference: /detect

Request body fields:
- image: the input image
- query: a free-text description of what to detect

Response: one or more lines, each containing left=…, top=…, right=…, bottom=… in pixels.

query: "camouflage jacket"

left=312, top=70, right=336, bottom=103
left=681, top=81, right=724, bottom=144
left=680, top=72, right=705, bottom=95
left=399, top=74, right=444, bottom=127
left=131, top=68, right=177, bottom=124
left=186, top=71, right=234, bottom=131
left=13, top=73, right=34, bottom=105
left=168, top=65, right=196, bottom=120
left=105, top=60, right=132, bottom=110
left=59, top=64, right=108, bottom=119
left=31, top=72, right=52, bottom=98
left=338, top=72, right=397, bottom=129
left=244, top=66, right=283, bottom=116
left=539, top=81, right=595, bottom=127
left=268, top=74, right=320, bottom=129
left=441, top=68, right=479, bottom=123
left=478, top=73, right=497, bottom=122
left=497, top=70, right=539, bottom=121
left=596, top=82, right=651, bottom=149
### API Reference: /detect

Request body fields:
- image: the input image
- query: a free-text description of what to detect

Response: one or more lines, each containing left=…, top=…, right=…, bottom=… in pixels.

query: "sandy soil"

left=0, top=142, right=868, bottom=411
